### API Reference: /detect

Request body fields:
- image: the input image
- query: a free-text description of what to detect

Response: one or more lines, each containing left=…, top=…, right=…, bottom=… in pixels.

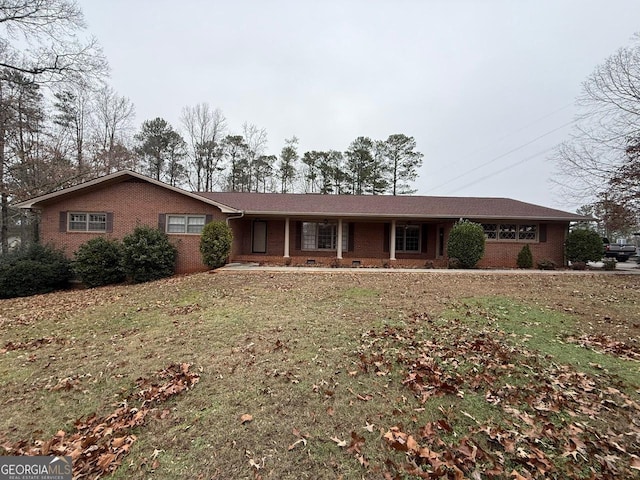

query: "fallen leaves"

left=240, top=414, right=254, bottom=425
left=0, top=363, right=199, bottom=478
left=349, top=313, right=640, bottom=479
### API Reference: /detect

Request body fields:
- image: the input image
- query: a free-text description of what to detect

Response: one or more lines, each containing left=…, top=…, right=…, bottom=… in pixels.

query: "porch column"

left=336, top=218, right=343, bottom=259
left=284, top=217, right=290, bottom=258
left=390, top=219, right=396, bottom=261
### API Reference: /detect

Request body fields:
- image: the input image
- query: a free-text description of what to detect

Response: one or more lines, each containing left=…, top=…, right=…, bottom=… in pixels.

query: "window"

left=499, top=224, right=517, bottom=240
left=395, top=225, right=420, bottom=252
left=483, top=223, right=538, bottom=242
left=518, top=224, right=537, bottom=241
left=301, top=222, right=348, bottom=251
left=482, top=223, right=497, bottom=240
left=69, top=212, right=107, bottom=232
left=167, top=215, right=206, bottom=234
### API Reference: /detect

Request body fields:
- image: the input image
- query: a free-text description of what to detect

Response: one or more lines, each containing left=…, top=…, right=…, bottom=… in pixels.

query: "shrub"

left=122, top=225, right=177, bottom=283
left=73, top=237, right=126, bottom=287
left=565, top=228, right=603, bottom=263
left=200, top=220, right=233, bottom=269
left=0, top=243, right=72, bottom=298
left=602, top=258, right=617, bottom=271
left=516, top=244, right=533, bottom=269
left=446, top=220, right=485, bottom=269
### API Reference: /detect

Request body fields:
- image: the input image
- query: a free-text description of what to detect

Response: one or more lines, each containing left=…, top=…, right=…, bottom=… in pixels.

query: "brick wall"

left=230, top=219, right=568, bottom=269
left=40, top=180, right=225, bottom=273
left=478, top=222, right=567, bottom=268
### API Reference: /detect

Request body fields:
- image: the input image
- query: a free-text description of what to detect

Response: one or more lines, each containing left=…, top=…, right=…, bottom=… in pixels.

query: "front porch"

left=228, top=216, right=452, bottom=268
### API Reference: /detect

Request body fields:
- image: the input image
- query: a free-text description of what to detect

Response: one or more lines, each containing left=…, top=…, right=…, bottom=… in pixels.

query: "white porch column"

left=284, top=217, right=290, bottom=258
left=390, top=219, right=396, bottom=261
left=336, top=218, right=343, bottom=259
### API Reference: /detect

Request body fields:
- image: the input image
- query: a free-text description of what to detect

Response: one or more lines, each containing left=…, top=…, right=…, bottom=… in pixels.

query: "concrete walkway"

left=218, top=262, right=640, bottom=275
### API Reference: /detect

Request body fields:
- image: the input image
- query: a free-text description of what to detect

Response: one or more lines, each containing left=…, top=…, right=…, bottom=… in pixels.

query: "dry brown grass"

left=0, top=271, right=638, bottom=478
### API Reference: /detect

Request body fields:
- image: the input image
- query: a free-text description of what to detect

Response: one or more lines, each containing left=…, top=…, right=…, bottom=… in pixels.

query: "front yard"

left=0, top=271, right=638, bottom=479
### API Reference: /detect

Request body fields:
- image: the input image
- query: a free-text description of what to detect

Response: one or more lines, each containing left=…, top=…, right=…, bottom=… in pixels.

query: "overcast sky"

left=78, top=0, right=640, bottom=210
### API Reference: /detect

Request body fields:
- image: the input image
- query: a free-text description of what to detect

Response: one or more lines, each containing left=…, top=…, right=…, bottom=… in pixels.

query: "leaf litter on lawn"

left=350, top=311, right=640, bottom=479
left=1, top=271, right=639, bottom=478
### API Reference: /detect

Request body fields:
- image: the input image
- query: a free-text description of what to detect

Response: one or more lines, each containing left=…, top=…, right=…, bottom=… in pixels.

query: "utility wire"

left=425, top=119, right=576, bottom=194
left=442, top=145, right=557, bottom=195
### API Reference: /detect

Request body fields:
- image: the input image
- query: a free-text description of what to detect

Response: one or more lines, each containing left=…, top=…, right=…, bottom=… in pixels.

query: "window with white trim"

left=69, top=212, right=107, bottom=232
left=482, top=223, right=538, bottom=242
left=167, top=215, right=206, bottom=234
left=395, top=225, right=420, bottom=252
left=301, top=222, right=348, bottom=251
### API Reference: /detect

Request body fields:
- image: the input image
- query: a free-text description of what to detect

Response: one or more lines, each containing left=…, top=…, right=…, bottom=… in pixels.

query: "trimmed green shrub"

left=73, top=237, right=126, bottom=287
left=122, top=225, right=177, bottom=283
left=565, top=228, right=603, bottom=263
left=446, top=220, right=486, bottom=269
left=200, top=220, right=233, bottom=269
left=602, top=258, right=617, bottom=271
left=516, top=244, right=533, bottom=269
left=0, top=243, right=72, bottom=298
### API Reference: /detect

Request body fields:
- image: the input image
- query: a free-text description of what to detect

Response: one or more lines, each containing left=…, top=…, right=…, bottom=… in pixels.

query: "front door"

left=252, top=220, right=267, bottom=253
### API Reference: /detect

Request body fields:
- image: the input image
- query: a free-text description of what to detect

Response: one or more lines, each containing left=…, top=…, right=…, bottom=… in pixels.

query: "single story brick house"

left=15, top=170, right=590, bottom=272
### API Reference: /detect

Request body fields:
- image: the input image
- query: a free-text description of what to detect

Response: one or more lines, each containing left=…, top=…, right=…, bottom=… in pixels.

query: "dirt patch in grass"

left=0, top=271, right=638, bottom=478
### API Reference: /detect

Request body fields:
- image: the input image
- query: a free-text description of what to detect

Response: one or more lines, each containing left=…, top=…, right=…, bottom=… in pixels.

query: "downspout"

left=225, top=211, right=244, bottom=226
left=225, top=211, right=245, bottom=264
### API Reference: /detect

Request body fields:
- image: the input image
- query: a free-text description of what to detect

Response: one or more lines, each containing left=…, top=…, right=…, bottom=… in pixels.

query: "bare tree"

left=0, top=0, right=108, bottom=84
left=90, top=85, right=135, bottom=174
left=242, top=122, right=268, bottom=192
left=180, top=103, right=226, bottom=191
left=553, top=34, right=640, bottom=206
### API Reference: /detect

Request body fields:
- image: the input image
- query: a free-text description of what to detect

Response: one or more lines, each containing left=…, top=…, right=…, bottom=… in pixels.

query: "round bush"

left=200, top=220, right=233, bottom=269
left=565, top=228, right=603, bottom=263
left=516, top=244, right=533, bottom=269
left=0, top=243, right=72, bottom=298
left=447, top=220, right=486, bottom=269
left=122, top=225, right=177, bottom=283
left=73, top=237, right=126, bottom=287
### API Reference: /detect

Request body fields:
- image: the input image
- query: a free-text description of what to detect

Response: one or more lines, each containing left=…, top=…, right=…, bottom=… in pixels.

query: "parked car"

left=602, top=238, right=636, bottom=262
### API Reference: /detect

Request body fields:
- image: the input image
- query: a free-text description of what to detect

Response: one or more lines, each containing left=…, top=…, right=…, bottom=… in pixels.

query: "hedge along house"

left=16, top=170, right=590, bottom=272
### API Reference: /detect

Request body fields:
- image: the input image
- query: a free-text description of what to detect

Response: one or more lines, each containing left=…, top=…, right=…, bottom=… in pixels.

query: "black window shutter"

left=383, top=223, right=390, bottom=253
left=295, top=221, right=302, bottom=250
left=205, top=214, right=213, bottom=224
left=59, top=211, right=67, bottom=232
left=158, top=214, right=166, bottom=232
left=421, top=224, right=428, bottom=253
left=106, top=213, right=114, bottom=233
left=539, top=224, right=547, bottom=243
left=348, top=223, right=355, bottom=252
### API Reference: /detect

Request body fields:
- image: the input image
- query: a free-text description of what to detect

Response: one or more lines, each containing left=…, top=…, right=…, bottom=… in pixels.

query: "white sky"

left=78, top=0, right=640, bottom=210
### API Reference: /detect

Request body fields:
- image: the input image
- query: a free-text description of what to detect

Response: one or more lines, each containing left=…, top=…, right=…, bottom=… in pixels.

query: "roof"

left=14, top=170, right=590, bottom=222
left=197, top=191, right=590, bottom=222
left=14, top=170, right=240, bottom=213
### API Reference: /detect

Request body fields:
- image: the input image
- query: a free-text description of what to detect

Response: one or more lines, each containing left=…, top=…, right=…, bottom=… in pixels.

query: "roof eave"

left=14, top=170, right=240, bottom=214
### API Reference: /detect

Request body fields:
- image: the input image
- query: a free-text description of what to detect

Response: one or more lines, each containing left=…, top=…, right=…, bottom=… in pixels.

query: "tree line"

left=0, top=0, right=424, bottom=254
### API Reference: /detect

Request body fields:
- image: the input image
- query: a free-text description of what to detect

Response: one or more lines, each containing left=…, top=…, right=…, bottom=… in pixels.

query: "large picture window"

left=482, top=223, right=538, bottom=242
left=301, top=222, right=348, bottom=251
left=69, top=212, right=107, bottom=232
left=167, top=215, right=206, bottom=234
left=395, top=225, right=420, bottom=252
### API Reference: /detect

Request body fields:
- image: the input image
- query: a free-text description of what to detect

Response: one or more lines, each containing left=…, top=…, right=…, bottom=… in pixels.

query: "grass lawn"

left=0, top=271, right=639, bottom=479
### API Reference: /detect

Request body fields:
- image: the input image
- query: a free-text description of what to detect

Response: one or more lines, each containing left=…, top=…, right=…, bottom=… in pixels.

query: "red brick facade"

left=26, top=173, right=573, bottom=273
left=229, top=217, right=568, bottom=269
left=40, top=179, right=225, bottom=273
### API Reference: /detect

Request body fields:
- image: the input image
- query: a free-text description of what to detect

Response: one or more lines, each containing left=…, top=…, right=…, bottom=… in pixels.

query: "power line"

left=425, top=119, right=576, bottom=194
left=443, top=145, right=556, bottom=195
